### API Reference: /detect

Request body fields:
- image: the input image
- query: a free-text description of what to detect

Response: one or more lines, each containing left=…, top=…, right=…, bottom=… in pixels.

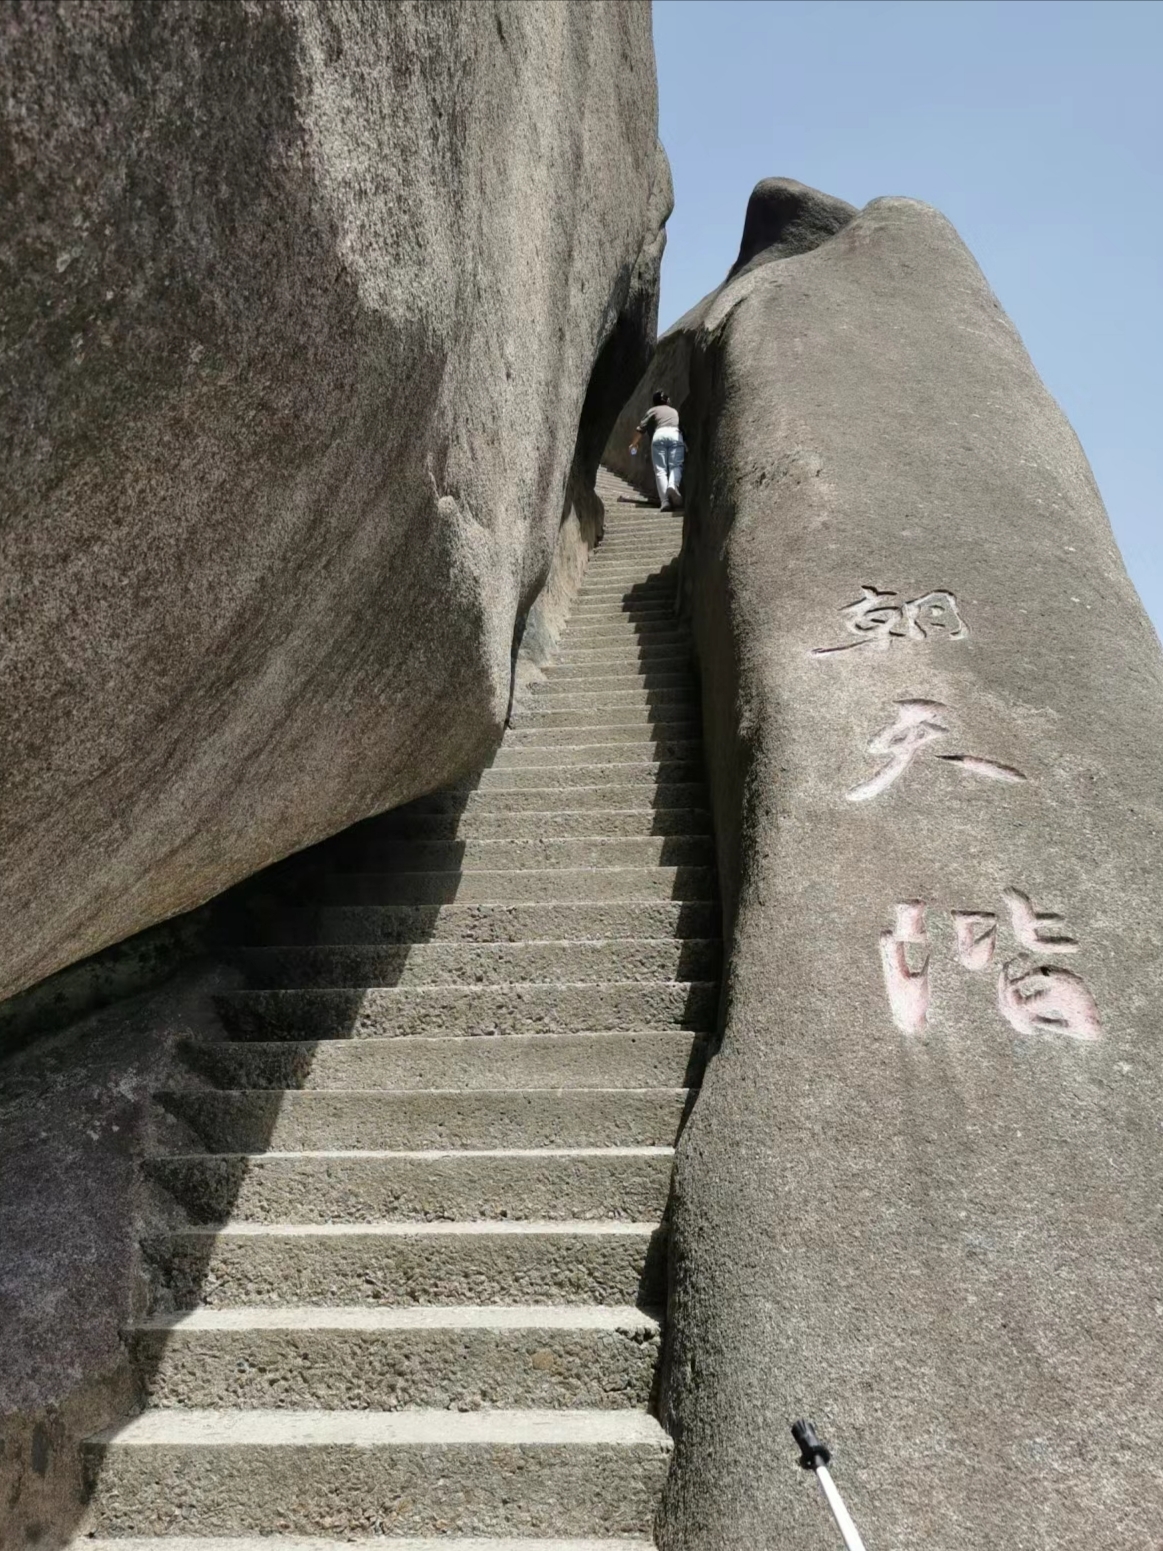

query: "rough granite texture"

left=0, top=0, right=669, bottom=1002
left=659, top=196, right=1163, bottom=1546
left=601, top=178, right=855, bottom=498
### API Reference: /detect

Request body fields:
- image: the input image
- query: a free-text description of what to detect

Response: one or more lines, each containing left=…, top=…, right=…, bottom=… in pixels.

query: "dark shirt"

left=636, top=404, right=680, bottom=436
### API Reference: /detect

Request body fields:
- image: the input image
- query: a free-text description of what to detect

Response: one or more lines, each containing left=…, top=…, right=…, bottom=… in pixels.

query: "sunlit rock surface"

left=0, top=0, right=668, bottom=1001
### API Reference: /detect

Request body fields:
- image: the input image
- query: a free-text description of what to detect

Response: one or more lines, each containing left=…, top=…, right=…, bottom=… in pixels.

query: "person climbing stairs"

left=77, top=470, right=722, bottom=1548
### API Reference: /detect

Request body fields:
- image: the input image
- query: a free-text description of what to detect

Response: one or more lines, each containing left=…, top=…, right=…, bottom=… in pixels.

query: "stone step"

left=328, top=835, right=715, bottom=872
left=316, top=866, right=717, bottom=907
left=544, top=663, right=691, bottom=683
left=129, top=1304, right=661, bottom=1412
left=507, top=705, right=697, bottom=729
left=560, top=619, right=687, bottom=637
left=145, top=1220, right=667, bottom=1309
left=74, top=1537, right=657, bottom=1550
left=576, top=580, right=674, bottom=597
left=514, top=694, right=697, bottom=716
left=84, top=1408, right=671, bottom=1540
left=241, top=898, right=717, bottom=945
left=216, top=981, right=720, bottom=1040
left=367, top=808, right=709, bottom=841
left=498, top=726, right=701, bottom=750
left=490, top=738, right=700, bottom=763
left=231, top=938, right=721, bottom=988
left=530, top=681, right=694, bottom=704
left=402, top=782, right=708, bottom=815
left=569, top=604, right=676, bottom=621
left=148, top=1145, right=676, bottom=1225
left=158, top=1088, right=691, bottom=1154
left=552, top=647, right=691, bottom=667
left=182, top=1029, right=708, bottom=1090
left=475, top=760, right=703, bottom=788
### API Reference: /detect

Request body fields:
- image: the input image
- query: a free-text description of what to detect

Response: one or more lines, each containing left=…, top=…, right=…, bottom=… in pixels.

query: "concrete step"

left=240, top=898, right=718, bottom=945
left=529, top=682, right=694, bottom=705
left=183, top=1029, right=708, bottom=1091
left=506, top=706, right=697, bottom=730
left=145, top=1220, right=667, bottom=1309
left=328, top=836, right=715, bottom=872
left=544, top=663, right=691, bottom=683
left=216, top=980, right=720, bottom=1040
left=475, top=760, right=703, bottom=788
left=489, top=741, right=702, bottom=767
left=158, top=1087, right=691, bottom=1153
left=129, top=1304, right=661, bottom=1411
left=366, top=807, right=710, bottom=840
left=231, top=937, right=721, bottom=988
left=401, top=782, right=707, bottom=814
left=84, top=1407, right=671, bottom=1538
left=316, top=866, right=717, bottom=907
left=518, top=691, right=698, bottom=716
left=74, top=1538, right=657, bottom=1550
left=552, top=647, right=691, bottom=668
left=498, top=726, right=701, bottom=750
left=148, top=1145, right=676, bottom=1225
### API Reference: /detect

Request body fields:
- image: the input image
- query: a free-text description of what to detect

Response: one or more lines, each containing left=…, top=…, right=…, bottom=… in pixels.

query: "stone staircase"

left=79, top=473, right=720, bottom=1550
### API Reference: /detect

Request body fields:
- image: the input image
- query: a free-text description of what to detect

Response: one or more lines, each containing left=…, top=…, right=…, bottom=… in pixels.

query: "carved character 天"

left=846, top=700, right=1026, bottom=803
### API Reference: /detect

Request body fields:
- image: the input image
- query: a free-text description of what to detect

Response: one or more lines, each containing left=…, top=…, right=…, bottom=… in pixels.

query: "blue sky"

left=653, top=0, right=1162, bottom=640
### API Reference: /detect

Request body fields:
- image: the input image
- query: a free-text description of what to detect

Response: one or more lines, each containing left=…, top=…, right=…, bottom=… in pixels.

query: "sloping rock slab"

left=661, top=197, right=1163, bottom=1547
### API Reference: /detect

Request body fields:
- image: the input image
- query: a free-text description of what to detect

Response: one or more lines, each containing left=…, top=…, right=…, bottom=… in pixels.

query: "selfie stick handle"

left=791, top=1420, right=868, bottom=1551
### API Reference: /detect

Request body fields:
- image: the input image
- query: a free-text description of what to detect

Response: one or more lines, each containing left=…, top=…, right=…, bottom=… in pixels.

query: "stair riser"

left=543, top=665, right=691, bottom=683
left=148, top=1150, right=675, bottom=1225
left=145, top=1227, right=667, bottom=1308
left=159, top=1089, right=691, bottom=1154
left=498, top=727, right=701, bottom=750
left=183, top=1030, right=709, bottom=1091
left=507, top=707, right=697, bottom=729
left=315, top=865, right=717, bottom=907
left=238, top=898, right=718, bottom=946
left=476, top=761, right=704, bottom=788
left=84, top=1439, right=671, bottom=1538
left=362, top=808, right=711, bottom=840
left=489, top=742, right=702, bottom=765
left=130, top=1325, right=660, bottom=1411
left=216, top=982, right=719, bottom=1041
left=528, top=685, right=695, bottom=707
left=231, top=938, right=721, bottom=987
left=328, top=837, right=715, bottom=871
left=399, top=783, right=707, bottom=814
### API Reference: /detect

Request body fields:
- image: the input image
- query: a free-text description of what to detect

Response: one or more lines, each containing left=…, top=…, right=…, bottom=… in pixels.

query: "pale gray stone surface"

left=602, top=178, right=854, bottom=498
left=0, top=0, right=667, bottom=1002
left=660, top=196, right=1163, bottom=1546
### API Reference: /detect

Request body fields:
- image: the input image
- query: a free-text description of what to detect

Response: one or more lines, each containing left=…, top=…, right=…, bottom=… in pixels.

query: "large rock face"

left=0, top=0, right=668, bottom=1002
left=661, top=197, right=1163, bottom=1546
left=601, top=177, right=855, bottom=497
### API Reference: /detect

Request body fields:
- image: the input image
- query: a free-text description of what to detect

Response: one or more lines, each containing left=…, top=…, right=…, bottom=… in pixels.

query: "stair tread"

left=134, top=1304, right=661, bottom=1332
left=89, top=1407, right=671, bottom=1447
left=75, top=1537, right=655, bottom=1549
left=171, top=1219, right=661, bottom=1237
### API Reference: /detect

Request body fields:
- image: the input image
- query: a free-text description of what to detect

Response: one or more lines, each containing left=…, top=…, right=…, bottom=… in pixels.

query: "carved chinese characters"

left=846, top=700, right=1026, bottom=802
left=879, top=894, right=1102, bottom=1042
left=812, top=586, right=967, bottom=656
left=811, top=581, right=1102, bottom=1043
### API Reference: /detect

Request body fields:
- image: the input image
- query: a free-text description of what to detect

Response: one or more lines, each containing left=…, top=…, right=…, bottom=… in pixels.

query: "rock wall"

left=661, top=196, right=1163, bottom=1546
left=0, top=0, right=668, bottom=1003
left=601, top=178, right=854, bottom=498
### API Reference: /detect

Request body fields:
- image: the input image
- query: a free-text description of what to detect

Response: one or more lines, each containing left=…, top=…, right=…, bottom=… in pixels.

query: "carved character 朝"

left=812, top=586, right=968, bottom=657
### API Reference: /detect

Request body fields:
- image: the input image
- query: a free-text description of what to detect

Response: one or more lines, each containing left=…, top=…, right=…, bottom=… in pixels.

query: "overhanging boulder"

left=0, top=0, right=668, bottom=1003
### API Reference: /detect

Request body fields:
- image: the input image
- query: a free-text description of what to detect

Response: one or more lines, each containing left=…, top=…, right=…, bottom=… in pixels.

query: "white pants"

left=650, top=427, right=685, bottom=506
